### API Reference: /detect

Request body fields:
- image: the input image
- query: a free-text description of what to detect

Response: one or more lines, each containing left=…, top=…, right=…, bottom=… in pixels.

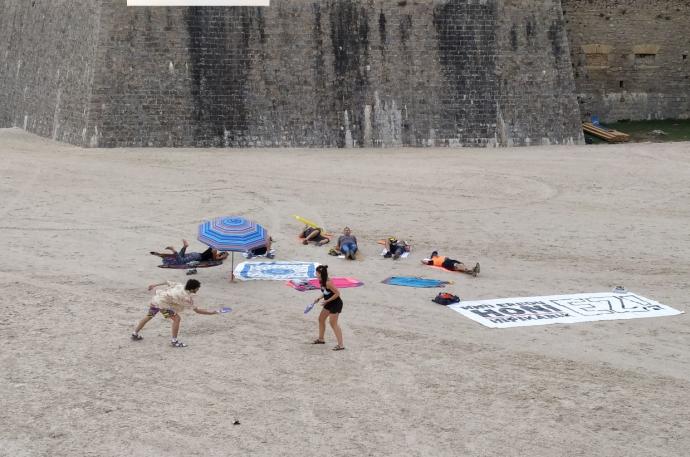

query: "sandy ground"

left=0, top=127, right=688, bottom=457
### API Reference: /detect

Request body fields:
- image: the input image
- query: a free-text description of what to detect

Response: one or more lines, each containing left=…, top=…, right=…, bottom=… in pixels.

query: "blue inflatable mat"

left=382, top=276, right=449, bottom=288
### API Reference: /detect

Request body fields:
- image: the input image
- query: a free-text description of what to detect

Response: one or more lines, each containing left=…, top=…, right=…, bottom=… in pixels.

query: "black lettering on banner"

left=499, top=307, right=526, bottom=315
left=490, top=313, right=571, bottom=325
left=472, top=308, right=504, bottom=318
left=520, top=304, right=556, bottom=314
left=463, top=304, right=495, bottom=310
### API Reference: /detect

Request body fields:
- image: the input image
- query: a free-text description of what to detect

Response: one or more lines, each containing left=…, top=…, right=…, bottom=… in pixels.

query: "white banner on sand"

left=448, top=292, right=683, bottom=329
left=128, top=1, right=269, bottom=6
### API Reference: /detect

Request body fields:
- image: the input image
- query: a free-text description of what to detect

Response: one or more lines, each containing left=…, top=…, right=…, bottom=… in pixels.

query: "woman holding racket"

left=311, top=265, right=345, bottom=351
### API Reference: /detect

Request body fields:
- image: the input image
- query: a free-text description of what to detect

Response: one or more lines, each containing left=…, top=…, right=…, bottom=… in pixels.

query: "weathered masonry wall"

left=1, top=0, right=584, bottom=147
left=0, top=0, right=102, bottom=144
left=496, top=1, right=582, bottom=146
left=562, top=0, right=690, bottom=122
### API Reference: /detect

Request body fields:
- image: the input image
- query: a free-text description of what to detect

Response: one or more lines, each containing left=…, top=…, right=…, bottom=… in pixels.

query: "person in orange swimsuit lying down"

left=421, top=251, right=480, bottom=277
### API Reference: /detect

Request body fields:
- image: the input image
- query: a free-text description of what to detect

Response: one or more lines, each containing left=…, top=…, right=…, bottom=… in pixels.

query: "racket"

left=304, top=302, right=316, bottom=314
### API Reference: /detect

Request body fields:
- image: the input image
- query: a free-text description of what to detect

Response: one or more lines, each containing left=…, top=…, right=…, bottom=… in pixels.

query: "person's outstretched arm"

left=148, top=281, right=171, bottom=291
left=193, top=307, right=220, bottom=315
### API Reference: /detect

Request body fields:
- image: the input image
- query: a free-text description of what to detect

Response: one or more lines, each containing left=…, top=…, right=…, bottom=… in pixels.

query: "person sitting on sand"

left=150, top=239, right=228, bottom=265
left=383, top=237, right=408, bottom=260
left=246, top=236, right=275, bottom=259
left=421, top=251, right=480, bottom=276
left=131, top=279, right=222, bottom=347
left=299, top=225, right=330, bottom=246
left=336, top=227, right=358, bottom=260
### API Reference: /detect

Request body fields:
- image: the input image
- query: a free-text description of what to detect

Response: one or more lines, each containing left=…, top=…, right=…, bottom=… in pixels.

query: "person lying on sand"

left=299, top=225, right=330, bottom=246
left=383, top=237, right=409, bottom=260
left=150, top=239, right=228, bottom=265
left=422, top=251, right=480, bottom=277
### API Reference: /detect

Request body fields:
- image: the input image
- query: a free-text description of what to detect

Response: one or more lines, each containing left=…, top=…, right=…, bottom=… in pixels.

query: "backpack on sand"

left=432, top=292, right=460, bottom=306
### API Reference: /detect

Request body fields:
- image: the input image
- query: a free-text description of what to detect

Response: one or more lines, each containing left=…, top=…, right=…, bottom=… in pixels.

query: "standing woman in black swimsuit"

left=311, top=265, right=345, bottom=351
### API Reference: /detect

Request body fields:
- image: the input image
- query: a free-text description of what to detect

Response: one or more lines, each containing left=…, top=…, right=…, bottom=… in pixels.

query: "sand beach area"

left=0, top=128, right=688, bottom=456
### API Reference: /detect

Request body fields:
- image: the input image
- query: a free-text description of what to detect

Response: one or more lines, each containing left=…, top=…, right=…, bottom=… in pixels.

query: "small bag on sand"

left=432, top=292, right=460, bottom=306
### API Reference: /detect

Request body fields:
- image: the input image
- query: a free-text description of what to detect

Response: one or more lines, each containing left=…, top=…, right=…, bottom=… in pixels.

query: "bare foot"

left=182, top=239, right=189, bottom=247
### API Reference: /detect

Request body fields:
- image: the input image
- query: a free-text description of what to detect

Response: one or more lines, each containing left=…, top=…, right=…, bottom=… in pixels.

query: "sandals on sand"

left=131, top=333, right=143, bottom=341
left=313, top=339, right=345, bottom=350
left=171, top=340, right=187, bottom=348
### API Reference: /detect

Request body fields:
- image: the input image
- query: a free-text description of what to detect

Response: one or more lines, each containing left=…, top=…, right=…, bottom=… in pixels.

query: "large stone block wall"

left=496, top=0, right=583, bottom=146
left=562, top=0, right=690, bottom=121
left=0, top=0, right=102, bottom=144
left=1, top=0, right=584, bottom=147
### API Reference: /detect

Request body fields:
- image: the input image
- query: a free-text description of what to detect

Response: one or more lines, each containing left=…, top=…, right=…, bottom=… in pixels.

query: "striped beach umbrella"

left=198, top=216, right=268, bottom=280
left=198, top=216, right=268, bottom=252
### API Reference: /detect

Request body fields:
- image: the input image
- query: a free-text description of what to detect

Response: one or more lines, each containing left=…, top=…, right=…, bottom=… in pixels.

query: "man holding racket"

left=130, top=279, right=229, bottom=347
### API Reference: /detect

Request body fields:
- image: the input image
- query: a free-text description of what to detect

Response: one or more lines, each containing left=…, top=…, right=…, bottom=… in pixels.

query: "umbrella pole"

left=230, top=251, right=235, bottom=282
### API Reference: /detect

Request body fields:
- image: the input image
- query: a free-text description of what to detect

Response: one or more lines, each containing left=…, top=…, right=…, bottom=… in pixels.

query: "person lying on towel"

left=299, top=225, right=330, bottom=246
left=421, top=251, right=480, bottom=277
left=383, top=237, right=409, bottom=260
left=150, top=239, right=228, bottom=265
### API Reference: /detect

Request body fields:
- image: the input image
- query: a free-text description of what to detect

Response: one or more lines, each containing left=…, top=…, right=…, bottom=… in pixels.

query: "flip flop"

left=332, top=345, right=345, bottom=351
left=218, top=307, right=232, bottom=314
left=312, top=339, right=325, bottom=344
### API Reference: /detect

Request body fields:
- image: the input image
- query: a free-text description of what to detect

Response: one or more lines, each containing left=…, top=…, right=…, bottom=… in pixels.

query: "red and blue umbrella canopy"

left=198, top=216, right=268, bottom=252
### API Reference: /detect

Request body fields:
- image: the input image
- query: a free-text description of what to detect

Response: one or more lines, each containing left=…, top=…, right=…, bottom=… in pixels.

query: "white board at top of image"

left=127, top=1, right=269, bottom=6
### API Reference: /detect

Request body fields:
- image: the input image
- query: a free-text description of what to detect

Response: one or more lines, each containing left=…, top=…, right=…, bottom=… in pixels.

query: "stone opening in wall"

left=619, top=80, right=624, bottom=88
left=635, top=53, right=656, bottom=65
left=582, top=44, right=612, bottom=69
left=587, top=53, right=608, bottom=66
left=633, top=45, right=659, bottom=67
left=683, top=53, right=688, bottom=61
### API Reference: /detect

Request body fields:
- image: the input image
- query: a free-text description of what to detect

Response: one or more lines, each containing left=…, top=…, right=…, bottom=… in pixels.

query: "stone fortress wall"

left=0, top=0, right=102, bottom=145
left=562, top=0, right=690, bottom=122
left=2, top=0, right=686, bottom=148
